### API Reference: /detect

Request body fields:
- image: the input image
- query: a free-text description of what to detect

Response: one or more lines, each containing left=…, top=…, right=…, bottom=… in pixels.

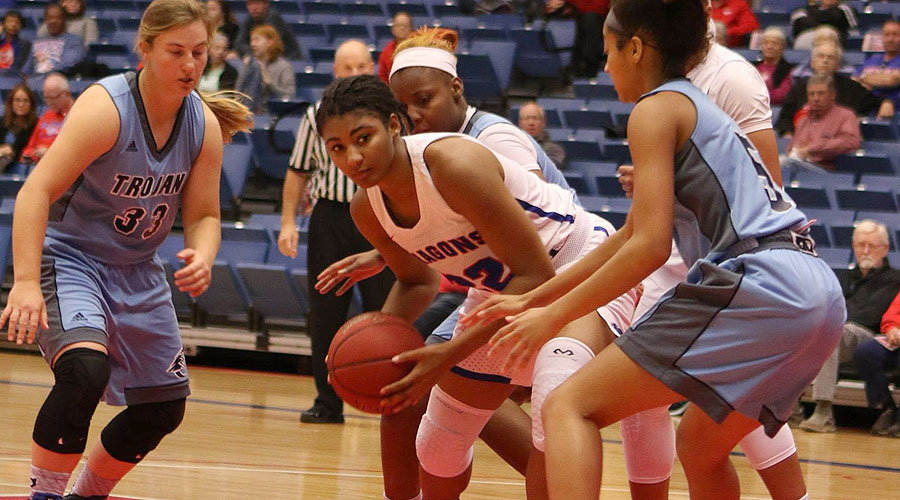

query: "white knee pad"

left=415, top=386, right=494, bottom=478
left=620, top=405, right=675, bottom=484
left=531, top=337, right=595, bottom=452
left=739, top=424, right=797, bottom=471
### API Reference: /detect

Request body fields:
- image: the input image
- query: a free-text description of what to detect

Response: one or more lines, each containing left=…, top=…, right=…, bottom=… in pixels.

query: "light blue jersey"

left=46, top=72, right=206, bottom=265
left=463, top=109, right=578, bottom=204
left=641, top=79, right=807, bottom=266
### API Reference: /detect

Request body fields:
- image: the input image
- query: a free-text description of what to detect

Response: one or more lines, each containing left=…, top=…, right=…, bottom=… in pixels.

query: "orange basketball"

left=326, top=312, right=425, bottom=414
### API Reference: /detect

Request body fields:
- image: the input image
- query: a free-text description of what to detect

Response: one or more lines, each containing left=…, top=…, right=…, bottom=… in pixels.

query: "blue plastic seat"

left=563, top=171, right=594, bottom=197
left=236, top=264, right=308, bottom=331
left=573, top=80, right=618, bottom=100
left=785, top=186, right=834, bottom=209
left=836, top=152, right=895, bottom=177
left=437, top=14, right=480, bottom=30
left=468, top=40, right=515, bottom=91
left=456, top=53, right=501, bottom=102
left=326, top=23, right=372, bottom=42
left=816, top=247, right=853, bottom=269
left=559, top=138, right=602, bottom=163
left=509, top=27, right=564, bottom=79
left=194, top=261, right=252, bottom=328
left=386, top=2, right=429, bottom=17
left=860, top=119, right=900, bottom=141
left=220, top=143, right=253, bottom=215
left=836, top=188, right=898, bottom=212
left=562, top=109, right=615, bottom=131
left=218, top=225, right=271, bottom=264
left=602, top=140, right=631, bottom=165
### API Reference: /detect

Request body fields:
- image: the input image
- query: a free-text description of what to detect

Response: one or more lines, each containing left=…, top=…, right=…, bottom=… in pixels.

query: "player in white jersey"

left=1, top=1, right=251, bottom=498
left=315, top=74, right=637, bottom=500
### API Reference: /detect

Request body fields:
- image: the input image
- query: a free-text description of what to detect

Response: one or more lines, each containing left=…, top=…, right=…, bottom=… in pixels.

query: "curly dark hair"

left=315, top=75, right=413, bottom=135
left=607, top=0, right=709, bottom=78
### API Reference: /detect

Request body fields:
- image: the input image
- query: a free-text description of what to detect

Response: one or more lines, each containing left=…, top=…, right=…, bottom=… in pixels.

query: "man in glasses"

left=21, top=72, right=73, bottom=164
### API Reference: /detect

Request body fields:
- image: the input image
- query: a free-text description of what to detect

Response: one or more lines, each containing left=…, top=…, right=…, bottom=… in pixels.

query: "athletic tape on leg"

left=415, top=386, right=494, bottom=478
left=531, top=337, right=595, bottom=452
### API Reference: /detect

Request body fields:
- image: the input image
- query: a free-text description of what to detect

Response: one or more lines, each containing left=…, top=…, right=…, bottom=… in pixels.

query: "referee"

left=278, top=40, right=395, bottom=424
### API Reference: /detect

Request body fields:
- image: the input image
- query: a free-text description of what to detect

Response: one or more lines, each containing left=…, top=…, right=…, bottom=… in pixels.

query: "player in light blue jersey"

left=1, top=1, right=251, bottom=499
left=464, top=0, right=845, bottom=498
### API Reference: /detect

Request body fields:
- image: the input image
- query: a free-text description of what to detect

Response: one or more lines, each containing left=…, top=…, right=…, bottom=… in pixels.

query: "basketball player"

left=1, top=1, right=252, bottom=498
left=314, top=27, right=579, bottom=499
left=463, top=0, right=845, bottom=498
left=315, top=74, right=638, bottom=500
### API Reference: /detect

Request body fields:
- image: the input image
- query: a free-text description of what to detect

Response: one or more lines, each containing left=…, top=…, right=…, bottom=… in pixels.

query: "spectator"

left=854, top=290, right=900, bottom=437
left=780, top=74, right=861, bottom=173
left=775, top=40, right=880, bottom=136
left=23, top=4, right=85, bottom=76
left=546, top=0, right=607, bottom=78
left=235, top=24, right=295, bottom=113
left=234, top=0, right=300, bottom=60
left=755, top=27, right=794, bottom=106
left=517, top=101, right=566, bottom=168
left=0, top=11, right=32, bottom=72
left=854, top=19, right=900, bottom=120
left=206, top=0, right=239, bottom=53
left=800, top=219, right=900, bottom=433
left=790, top=26, right=856, bottom=80
left=0, top=83, right=37, bottom=171
left=20, top=72, right=73, bottom=163
left=39, top=0, right=98, bottom=47
left=791, top=0, right=858, bottom=49
left=709, top=0, right=758, bottom=48
left=277, top=39, right=388, bottom=425
left=198, top=33, right=238, bottom=92
left=377, top=11, right=413, bottom=83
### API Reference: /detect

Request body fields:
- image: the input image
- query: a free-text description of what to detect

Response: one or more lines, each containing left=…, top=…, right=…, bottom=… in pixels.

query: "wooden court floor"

left=1, top=350, right=898, bottom=499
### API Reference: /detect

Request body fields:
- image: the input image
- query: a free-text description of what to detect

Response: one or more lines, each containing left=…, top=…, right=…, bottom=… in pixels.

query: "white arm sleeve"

left=475, top=123, right=542, bottom=173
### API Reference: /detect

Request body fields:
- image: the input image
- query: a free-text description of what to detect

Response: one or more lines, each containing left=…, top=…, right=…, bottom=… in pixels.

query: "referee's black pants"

left=306, top=199, right=395, bottom=415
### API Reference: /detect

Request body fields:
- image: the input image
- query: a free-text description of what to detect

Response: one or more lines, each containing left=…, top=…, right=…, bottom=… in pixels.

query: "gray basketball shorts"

left=38, top=241, right=190, bottom=406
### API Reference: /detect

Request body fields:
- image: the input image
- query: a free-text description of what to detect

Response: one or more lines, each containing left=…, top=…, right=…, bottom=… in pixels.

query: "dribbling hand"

left=379, top=343, right=453, bottom=414
left=1, top=280, right=49, bottom=345
left=174, top=248, right=212, bottom=297
left=315, top=249, right=387, bottom=296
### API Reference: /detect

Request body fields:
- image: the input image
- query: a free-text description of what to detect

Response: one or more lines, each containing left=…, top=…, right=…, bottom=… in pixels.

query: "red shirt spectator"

left=378, top=12, right=413, bottom=83
left=787, top=75, right=861, bottom=170
left=20, top=73, right=74, bottom=163
left=709, top=0, right=759, bottom=47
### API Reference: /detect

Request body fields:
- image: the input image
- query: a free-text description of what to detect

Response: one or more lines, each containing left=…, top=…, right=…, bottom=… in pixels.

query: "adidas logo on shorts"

left=125, top=140, right=138, bottom=152
left=71, top=312, right=88, bottom=322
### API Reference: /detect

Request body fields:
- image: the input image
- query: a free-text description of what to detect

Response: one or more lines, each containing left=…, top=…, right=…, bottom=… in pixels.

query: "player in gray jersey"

left=1, top=1, right=251, bottom=499
left=466, top=0, right=844, bottom=498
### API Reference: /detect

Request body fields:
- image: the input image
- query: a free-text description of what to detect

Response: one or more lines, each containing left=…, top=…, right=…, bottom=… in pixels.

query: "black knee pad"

left=101, top=398, right=186, bottom=463
left=33, top=348, right=110, bottom=454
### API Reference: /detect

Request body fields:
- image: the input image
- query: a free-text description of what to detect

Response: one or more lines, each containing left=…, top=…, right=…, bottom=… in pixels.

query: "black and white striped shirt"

left=288, top=102, right=356, bottom=203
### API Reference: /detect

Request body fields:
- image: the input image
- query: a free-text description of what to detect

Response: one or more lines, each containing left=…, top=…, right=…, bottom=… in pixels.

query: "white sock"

left=71, top=464, right=120, bottom=498
left=30, top=465, right=70, bottom=497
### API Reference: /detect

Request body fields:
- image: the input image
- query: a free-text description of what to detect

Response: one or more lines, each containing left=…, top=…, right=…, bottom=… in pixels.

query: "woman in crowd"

left=0, top=83, right=38, bottom=171
left=235, top=24, right=295, bottom=113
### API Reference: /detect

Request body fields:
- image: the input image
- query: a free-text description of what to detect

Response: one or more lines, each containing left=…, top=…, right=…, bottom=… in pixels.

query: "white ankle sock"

left=30, top=465, right=70, bottom=497
left=71, top=464, right=119, bottom=498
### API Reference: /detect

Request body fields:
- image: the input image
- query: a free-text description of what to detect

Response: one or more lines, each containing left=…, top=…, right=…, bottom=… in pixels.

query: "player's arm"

left=349, top=189, right=440, bottom=324
left=478, top=124, right=547, bottom=180
left=2, top=85, right=120, bottom=343
left=422, top=137, right=556, bottom=364
left=177, top=103, right=224, bottom=297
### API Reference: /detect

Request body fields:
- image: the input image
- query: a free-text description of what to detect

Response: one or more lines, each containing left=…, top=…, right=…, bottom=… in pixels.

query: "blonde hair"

left=394, top=27, right=458, bottom=56
left=137, top=0, right=251, bottom=140
left=250, top=24, right=283, bottom=60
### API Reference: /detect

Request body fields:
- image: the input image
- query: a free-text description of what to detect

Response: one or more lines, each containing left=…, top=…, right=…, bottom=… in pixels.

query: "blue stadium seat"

left=292, top=22, right=328, bottom=38
left=469, top=40, right=516, bottom=91
left=860, top=119, right=899, bottom=141
left=585, top=197, right=630, bottom=228
left=326, top=23, right=372, bottom=42
left=858, top=12, right=893, bottom=32
left=219, top=225, right=271, bottom=264
left=462, top=27, right=508, bottom=41
left=789, top=170, right=856, bottom=189
left=509, top=27, right=564, bottom=78
left=836, top=188, right=898, bottom=212
left=785, top=185, right=834, bottom=209
left=563, top=171, right=594, bottom=196
left=0, top=221, right=11, bottom=277
left=265, top=241, right=308, bottom=269
left=220, top=143, right=253, bottom=215
left=559, top=138, right=602, bottom=163
left=545, top=19, right=575, bottom=67
left=0, top=197, right=14, bottom=214
left=0, top=176, right=25, bottom=199
left=194, top=261, right=252, bottom=328
left=249, top=120, right=295, bottom=180
left=301, top=1, right=342, bottom=17
left=436, top=14, right=480, bottom=30
left=816, top=247, right=853, bottom=269
left=343, top=2, right=386, bottom=17
left=859, top=174, right=900, bottom=194
left=457, top=53, right=501, bottom=102
left=562, top=109, right=615, bottom=131
left=236, top=264, right=308, bottom=331
left=573, top=80, right=618, bottom=100
left=602, top=139, right=631, bottom=165
left=836, top=152, right=895, bottom=177
left=537, top=97, right=587, bottom=112
left=386, top=2, right=429, bottom=17
left=754, top=11, right=790, bottom=27
left=477, top=13, right=524, bottom=30
left=295, top=71, right=333, bottom=88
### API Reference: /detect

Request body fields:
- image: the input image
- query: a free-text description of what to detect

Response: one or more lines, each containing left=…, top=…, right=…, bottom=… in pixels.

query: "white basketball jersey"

left=367, top=132, right=594, bottom=293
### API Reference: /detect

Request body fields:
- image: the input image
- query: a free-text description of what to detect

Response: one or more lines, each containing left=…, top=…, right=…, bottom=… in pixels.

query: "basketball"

left=326, top=312, right=425, bottom=414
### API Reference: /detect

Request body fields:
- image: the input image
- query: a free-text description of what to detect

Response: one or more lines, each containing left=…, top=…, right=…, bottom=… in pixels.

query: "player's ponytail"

left=198, top=91, right=253, bottom=142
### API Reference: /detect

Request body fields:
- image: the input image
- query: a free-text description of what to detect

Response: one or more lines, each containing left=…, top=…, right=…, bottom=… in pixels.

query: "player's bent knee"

left=531, top=337, right=594, bottom=452
left=33, top=348, right=110, bottom=454
left=621, top=406, right=675, bottom=484
left=101, top=398, right=186, bottom=463
left=415, top=387, right=492, bottom=478
left=740, top=424, right=796, bottom=470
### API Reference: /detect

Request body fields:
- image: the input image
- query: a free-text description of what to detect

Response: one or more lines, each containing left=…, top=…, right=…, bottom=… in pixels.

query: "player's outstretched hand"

left=1, top=280, right=49, bottom=345
left=379, top=343, right=452, bottom=414
left=174, top=248, right=212, bottom=297
left=459, top=293, right=531, bottom=329
left=315, top=249, right=386, bottom=296
left=277, top=223, right=299, bottom=259
left=488, top=306, right=562, bottom=375
left=617, top=165, right=634, bottom=198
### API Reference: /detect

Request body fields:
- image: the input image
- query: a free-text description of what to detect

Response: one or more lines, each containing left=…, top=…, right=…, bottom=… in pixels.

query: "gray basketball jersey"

left=640, top=79, right=807, bottom=266
left=46, top=72, right=206, bottom=265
